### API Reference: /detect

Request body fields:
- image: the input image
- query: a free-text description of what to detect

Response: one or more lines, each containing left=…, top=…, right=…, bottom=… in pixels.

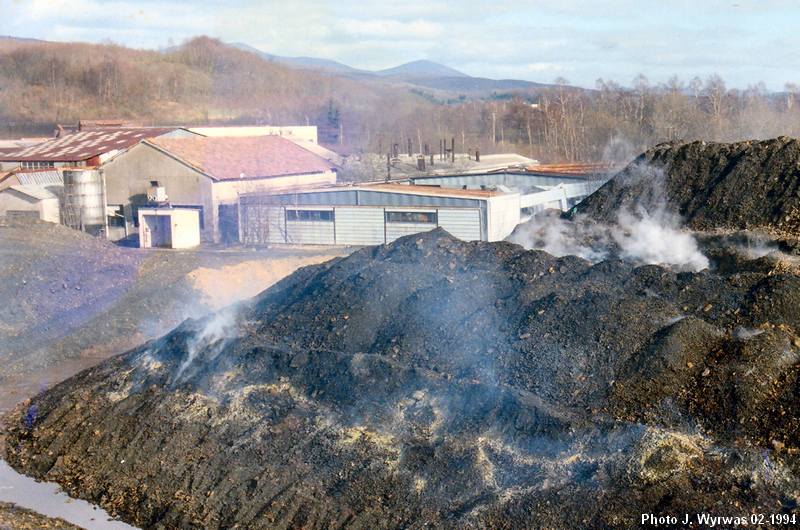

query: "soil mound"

left=4, top=228, right=799, bottom=528
left=574, top=137, right=800, bottom=234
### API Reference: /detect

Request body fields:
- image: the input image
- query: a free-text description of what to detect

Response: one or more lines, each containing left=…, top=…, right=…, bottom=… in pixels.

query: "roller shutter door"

left=437, top=208, right=481, bottom=241
left=334, top=207, right=385, bottom=245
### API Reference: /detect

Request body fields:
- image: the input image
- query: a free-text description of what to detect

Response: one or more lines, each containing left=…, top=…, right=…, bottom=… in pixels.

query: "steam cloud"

left=510, top=164, right=709, bottom=271
left=173, top=305, right=242, bottom=383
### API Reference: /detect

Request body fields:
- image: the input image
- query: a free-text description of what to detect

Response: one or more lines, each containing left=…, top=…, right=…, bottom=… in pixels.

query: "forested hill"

left=2, top=36, right=800, bottom=163
left=0, top=36, right=427, bottom=132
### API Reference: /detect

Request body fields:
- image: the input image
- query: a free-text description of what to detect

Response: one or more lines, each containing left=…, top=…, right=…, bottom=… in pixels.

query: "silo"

left=63, top=169, right=105, bottom=235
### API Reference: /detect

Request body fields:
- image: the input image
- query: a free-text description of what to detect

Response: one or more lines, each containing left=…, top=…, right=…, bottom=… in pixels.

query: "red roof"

left=146, top=136, right=336, bottom=181
left=0, top=128, right=177, bottom=162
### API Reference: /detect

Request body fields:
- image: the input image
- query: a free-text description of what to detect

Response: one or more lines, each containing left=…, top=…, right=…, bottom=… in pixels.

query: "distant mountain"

left=228, top=43, right=559, bottom=97
left=0, top=35, right=45, bottom=43
left=375, top=59, right=468, bottom=79
left=231, top=43, right=365, bottom=75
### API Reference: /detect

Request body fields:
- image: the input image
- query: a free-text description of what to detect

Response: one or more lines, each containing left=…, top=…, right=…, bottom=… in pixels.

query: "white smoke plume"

left=509, top=207, right=708, bottom=272
left=612, top=207, right=709, bottom=271
left=509, top=164, right=709, bottom=271
left=174, top=305, right=242, bottom=382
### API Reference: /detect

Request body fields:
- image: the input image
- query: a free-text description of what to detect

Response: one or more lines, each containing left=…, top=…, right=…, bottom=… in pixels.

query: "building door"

left=219, top=204, right=239, bottom=244
left=143, top=215, right=172, bottom=248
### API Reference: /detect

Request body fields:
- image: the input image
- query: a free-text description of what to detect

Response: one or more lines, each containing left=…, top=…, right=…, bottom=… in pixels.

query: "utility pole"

left=386, top=153, right=391, bottom=182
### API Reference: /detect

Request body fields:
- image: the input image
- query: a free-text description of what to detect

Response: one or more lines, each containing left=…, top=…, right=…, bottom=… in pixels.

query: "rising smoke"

left=510, top=163, right=709, bottom=271
left=173, top=305, right=243, bottom=383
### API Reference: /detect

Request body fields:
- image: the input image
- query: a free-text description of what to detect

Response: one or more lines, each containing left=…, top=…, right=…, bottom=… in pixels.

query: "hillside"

left=0, top=36, right=430, bottom=131
left=4, top=36, right=800, bottom=163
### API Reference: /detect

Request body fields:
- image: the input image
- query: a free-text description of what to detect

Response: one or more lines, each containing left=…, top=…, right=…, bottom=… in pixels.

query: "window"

left=385, top=211, right=437, bottom=224
left=20, top=161, right=55, bottom=169
left=107, top=205, right=125, bottom=228
left=286, top=209, right=334, bottom=222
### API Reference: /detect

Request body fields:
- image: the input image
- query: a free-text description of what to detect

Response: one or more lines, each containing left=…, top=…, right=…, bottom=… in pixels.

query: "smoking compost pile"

left=575, top=136, right=800, bottom=233
left=510, top=137, right=800, bottom=271
left=4, top=138, right=800, bottom=528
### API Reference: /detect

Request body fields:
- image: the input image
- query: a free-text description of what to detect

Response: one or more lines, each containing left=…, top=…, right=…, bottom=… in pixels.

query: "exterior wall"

left=190, top=126, right=318, bottom=144
left=486, top=193, right=521, bottom=241
left=0, top=191, right=59, bottom=223
left=333, top=207, right=385, bottom=245
left=137, top=208, right=200, bottom=249
left=437, top=208, right=482, bottom=241
left=240, top=203, right=487, bottom=246
left=39, top=197, right=60, bottom=223
left=385, top=208, right=438, bottom=243
left=286, top=221, right=335, bottom=245
left=102, top=143, right=214, bottom=241
left=210, top=170, right=336, bottom=242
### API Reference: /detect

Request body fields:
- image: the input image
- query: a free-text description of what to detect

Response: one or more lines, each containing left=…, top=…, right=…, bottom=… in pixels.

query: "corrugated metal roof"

left=14, top=169, right=64, bottom=186
left=6, top=184, right=58, bottom=200
left=243, top=182, right=510, bottom=201
left=359, top=183, right=506, bottom=198
left=0, top=128, right=177, bottom=162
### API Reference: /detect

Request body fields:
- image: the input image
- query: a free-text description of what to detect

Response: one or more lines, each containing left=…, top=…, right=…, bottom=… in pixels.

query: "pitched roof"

left=359, top=182, right=507, bottom=198
left=145, top=136, right=336, bottom=181
left=6, top=184, right=58, bottom=201
left=0, top=128, right=177, bottom=162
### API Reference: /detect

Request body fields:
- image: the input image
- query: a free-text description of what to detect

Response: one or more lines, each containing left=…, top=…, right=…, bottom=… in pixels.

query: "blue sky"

left=2, top=0, right=798, bottom=89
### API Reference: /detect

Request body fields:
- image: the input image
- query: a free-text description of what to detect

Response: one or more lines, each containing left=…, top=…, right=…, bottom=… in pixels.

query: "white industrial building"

left=238, top=170, right=605, bottom=246
left=405, top=171, right=604, bottom=214
left=0, top=185, right=60, bottom=223
left=239, top=183, right=520, bottom=245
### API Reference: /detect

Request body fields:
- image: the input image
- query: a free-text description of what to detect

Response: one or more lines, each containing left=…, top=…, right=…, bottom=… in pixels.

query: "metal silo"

left=63, top=169, right=105, bottom=235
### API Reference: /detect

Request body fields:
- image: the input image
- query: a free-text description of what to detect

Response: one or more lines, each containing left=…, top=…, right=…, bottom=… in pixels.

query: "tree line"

left=1, top=37, right=799, bottom=163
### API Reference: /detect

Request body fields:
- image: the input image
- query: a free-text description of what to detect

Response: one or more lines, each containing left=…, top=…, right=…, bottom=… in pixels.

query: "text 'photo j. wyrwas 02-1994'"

left=0, top=2, right=799, bottom=529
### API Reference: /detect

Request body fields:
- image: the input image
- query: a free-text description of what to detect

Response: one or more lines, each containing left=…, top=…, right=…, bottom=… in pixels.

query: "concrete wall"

left=486, top=193, right=521, bottom=241
left=103, top=143, right=214, bottom=241
left=0, top=190, right=59, bottom=223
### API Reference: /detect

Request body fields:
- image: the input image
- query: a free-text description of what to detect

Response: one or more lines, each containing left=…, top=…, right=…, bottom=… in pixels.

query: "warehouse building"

left=406, top=171, right=604, bottom=214
left=239, top=183, right=520, bottom=245
left=102, top=135, right=338, bottom=243
left=0, top=185, right=60, bottom=223
left=0, top=127, right=183, bottom=171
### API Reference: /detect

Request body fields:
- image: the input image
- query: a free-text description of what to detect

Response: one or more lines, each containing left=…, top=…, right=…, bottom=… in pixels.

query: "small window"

left=150, top=180, right=160, bottom=187
left=21, top=161, right=55, bottom=169
left=107, top=205, right=125, bottom=228
left=286, top=209, right=334, bottom=222
left=385, top=211, right=437, bottom=224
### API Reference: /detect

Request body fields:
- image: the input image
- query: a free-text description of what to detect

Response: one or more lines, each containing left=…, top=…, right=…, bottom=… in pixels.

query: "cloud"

left=340, top=18, right=443, bottom=40
left=2, top=0, right=799, bottom=89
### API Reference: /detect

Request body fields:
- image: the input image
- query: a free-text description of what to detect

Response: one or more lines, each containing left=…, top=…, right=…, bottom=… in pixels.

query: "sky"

left=2, top=0, right=799, bottom=90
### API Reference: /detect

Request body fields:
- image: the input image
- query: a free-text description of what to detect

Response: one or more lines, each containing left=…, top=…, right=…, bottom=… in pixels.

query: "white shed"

left=138, top=207, right=201, bottom=249
left=0, top=185, right=60, bottom=223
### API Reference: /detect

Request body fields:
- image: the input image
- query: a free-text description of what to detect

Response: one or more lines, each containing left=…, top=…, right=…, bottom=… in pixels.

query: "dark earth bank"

left=3, top=227, right=799, bottom=529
